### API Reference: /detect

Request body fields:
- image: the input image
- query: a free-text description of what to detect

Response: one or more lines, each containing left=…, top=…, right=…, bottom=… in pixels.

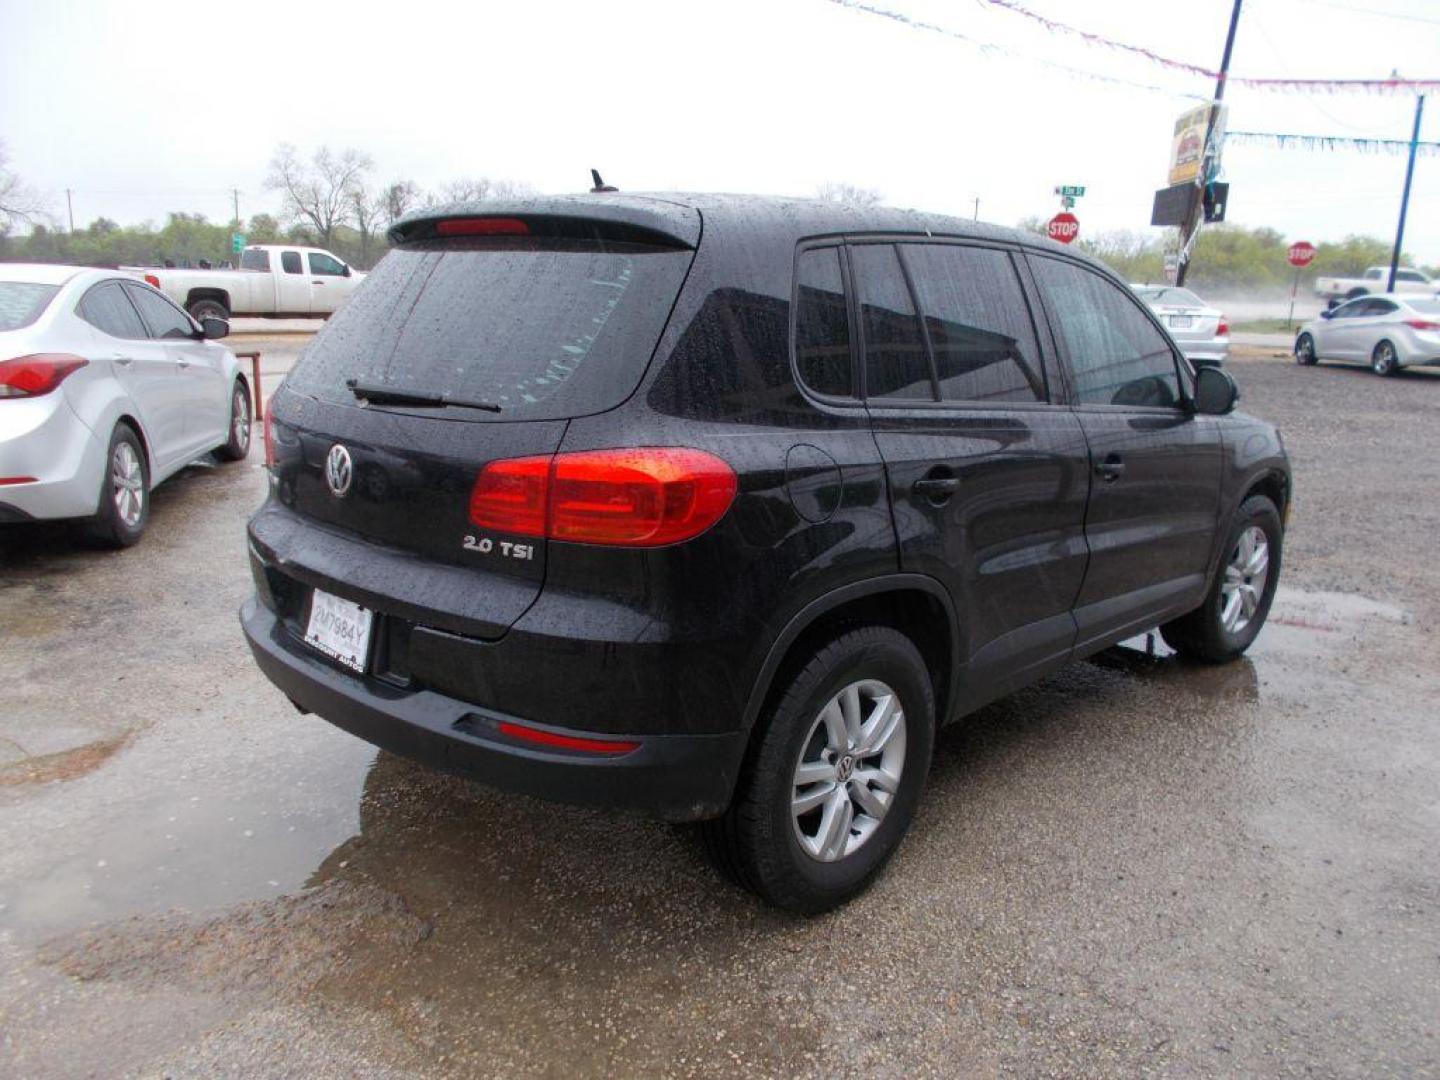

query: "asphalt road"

left=2, top=348, right=1437, bottom=1078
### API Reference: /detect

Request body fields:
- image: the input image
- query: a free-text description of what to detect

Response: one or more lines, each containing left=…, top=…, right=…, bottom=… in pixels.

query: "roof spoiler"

left=388, top=197, right=700, bottom=250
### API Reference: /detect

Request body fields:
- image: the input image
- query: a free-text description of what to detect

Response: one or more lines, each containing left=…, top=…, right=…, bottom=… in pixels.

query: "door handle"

left=112, top=355, right=134, bottom=367
left=312, top=280, right=325, bottom=285
left=913, top=473, right=960, bottom=503
left=1095, top=454, right=1125, bottom=481
left=177, top=358, right=192, bottom=369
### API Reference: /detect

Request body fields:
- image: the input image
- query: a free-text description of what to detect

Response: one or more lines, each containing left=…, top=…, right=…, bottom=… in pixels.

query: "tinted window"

left=851, top=244, right=931, bottom=401
left=286, top=238, right=692, bottom=419
left=0, top=282, right=59, bottom=331
left=79, top=282, right=147, bottom=339
left=903, top=244, right=1045, bottom=403
left=125, top=284, right=194, bottom=340
left=1329, top=299, right=1366, bottom=319
left=1396, top=269, right=1425, bottom=283
left=1031, top=257, right=1180, bottom=408
left=793, top=247, right=852, bottom=397
left=281, top=251, right=303, bottom=274
left=309, top=252, right=345, bottom=276
left=240, top=249, right=271, bottom=271
left=1134, top=286, right=1205, bottom=308
left=1367, top=299, right=1398, bottom=316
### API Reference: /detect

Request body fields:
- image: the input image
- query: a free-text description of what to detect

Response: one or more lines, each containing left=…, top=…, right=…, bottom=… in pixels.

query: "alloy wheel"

left=233, top=388, right=251, bottom=452
left=111, top=442, right=145, bottom=527
left=791, top=679, right=907, bottom=862
left=1220, top=525, right=1269, bottom=635
left=1372, top=342, right=1397, bottom=376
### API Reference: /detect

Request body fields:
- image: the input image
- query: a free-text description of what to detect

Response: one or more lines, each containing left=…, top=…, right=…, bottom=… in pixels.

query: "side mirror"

left=342, top=264, right=352, bottom=278
left=1193, top=365, right=1238, bottom=416
left=201, top=316, right=230, bottom=340
left=1319, top=309, right=1333, bottom=320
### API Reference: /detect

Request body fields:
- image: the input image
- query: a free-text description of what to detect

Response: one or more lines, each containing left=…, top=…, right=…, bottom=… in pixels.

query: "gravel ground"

left=1, top=348, right=1437, bottom=1078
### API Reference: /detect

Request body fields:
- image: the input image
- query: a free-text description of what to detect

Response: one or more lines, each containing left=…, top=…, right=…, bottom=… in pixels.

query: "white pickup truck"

left=1314, top=265, right=1435, bottom=307
left=130, top=244, right=366, bottom=322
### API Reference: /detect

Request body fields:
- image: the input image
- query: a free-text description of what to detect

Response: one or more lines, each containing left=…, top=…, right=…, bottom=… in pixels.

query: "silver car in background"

left=1132, top=284, right=1230, bottom=367
left=0, top=264, right=252, bottom=546
left=1294, top=295, right=1440, bottom=377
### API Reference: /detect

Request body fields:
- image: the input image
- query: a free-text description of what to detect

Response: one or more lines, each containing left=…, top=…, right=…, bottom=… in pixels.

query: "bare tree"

left=426, top=177, right=538, bottom=208
left=815, top=182, right=883, bottom=208
left=266, top=144, right=373, bottom=248
left=0, top=141, right=47, bottom=230
left=379, top=180, right=422, bottom=227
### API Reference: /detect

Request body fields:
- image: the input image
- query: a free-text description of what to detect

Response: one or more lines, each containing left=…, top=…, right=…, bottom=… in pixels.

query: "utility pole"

left=232, top=187, right=241, bottom=227
left=1387, top=94, right=1424, bottom=293
left=1176, top=0, right=1243, bottom=287
left=65, top=188, right=74, bottom=233
left=973, top=196, right=980, bottom=221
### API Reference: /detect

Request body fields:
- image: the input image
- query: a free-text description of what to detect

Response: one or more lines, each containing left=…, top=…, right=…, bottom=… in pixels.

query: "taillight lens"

left=143, top=274, right=161, bottom=289
left=262, top=408, right=276, bottom=468
left=1404, top=318, right=1440, bottom=332
left=0, top=354, right=88, bottom=398
left=469, top=448, right=738, bottom=547
left=1216, top=317, right=1229, bottom=337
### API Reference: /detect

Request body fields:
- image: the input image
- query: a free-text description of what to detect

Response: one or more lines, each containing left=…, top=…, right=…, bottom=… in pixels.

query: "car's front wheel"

left=1295, top=332, right=1318, bottom=366
left=1161, top=494, right=1282, bottom=663
left=216, top=379, right=251, bottom=461
left=701, top=626, right=934, bottom=913
left=87, top=424, right=149, bottom=548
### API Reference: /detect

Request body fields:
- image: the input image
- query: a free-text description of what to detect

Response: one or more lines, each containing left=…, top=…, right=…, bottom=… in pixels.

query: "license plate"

left=304, top=589, right=373, bottom=673
left=1169, top=315, right=1194, bottom=329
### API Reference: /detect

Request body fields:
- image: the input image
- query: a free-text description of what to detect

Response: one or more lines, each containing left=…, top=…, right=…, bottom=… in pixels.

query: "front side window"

left=1396, top=269, right=1425, bottom=283
left=903, top=244, right=1045, bottom=403
left=1030, top=256, right=1181, bottom=408
left=309, top=252, right=345, bottom=276
left=79, top=282, right=147, bottom=339
left=850, top=244, right=931, bottom=401
left=793, top=247, right=852, bottom=397
left=125, top=284, right=194, bottom=340
left=280, top=251, right=303, bottom=274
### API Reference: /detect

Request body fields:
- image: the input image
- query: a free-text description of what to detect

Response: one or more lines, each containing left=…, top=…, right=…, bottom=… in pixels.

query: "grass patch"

left=1230, top=318, right=1301, bottom=335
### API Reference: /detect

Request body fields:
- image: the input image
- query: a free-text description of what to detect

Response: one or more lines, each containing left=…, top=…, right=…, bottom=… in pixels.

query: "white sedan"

left=1131, top=284, right=1230, bottom=367
left=0, top=263, right=251, bottom=546
left=1295, top=294, right=1440, bottom=377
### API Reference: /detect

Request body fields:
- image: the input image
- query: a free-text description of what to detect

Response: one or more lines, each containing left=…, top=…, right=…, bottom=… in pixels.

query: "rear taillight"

left=1404, top=318, right=1440, bottom=332
left=1216, top=317, right=1229, bottom=337
left=469, top=447, right=738, bottom=547
left=143, top=273, right=161, bottom=289
left=0, top=354, right=88, bottom=398
left=496, top=720, right=640, bottom=755
left=262, top=408, right=276, bottom=468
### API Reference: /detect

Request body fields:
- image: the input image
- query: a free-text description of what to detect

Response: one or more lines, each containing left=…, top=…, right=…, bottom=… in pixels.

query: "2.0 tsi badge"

left=325, top=444, right=353, bottom=498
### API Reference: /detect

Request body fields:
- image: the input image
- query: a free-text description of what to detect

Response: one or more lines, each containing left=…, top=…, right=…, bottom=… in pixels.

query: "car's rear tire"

left=216, top=379, right=251, bottom=461
left=700, top=626, right=934, bottom=914
left=87, top=424, right=149, bottom=549
left=187, top=298, right=230, bottom=323
left=1160, top=494, right=1282, bottom=663
left=1371, top=339, right=1399, bottom=377
left=1295, top=332, right=1318, bottom=366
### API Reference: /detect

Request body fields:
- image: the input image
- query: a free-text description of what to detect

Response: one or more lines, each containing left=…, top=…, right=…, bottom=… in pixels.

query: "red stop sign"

left=1287, top=241, right=1316, bottom=268
left=1048, top=212, right=1080, bottom=245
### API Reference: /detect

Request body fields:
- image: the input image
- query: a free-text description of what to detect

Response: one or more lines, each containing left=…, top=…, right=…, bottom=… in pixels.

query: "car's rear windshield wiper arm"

left=346, top=379, right=501, bottom=413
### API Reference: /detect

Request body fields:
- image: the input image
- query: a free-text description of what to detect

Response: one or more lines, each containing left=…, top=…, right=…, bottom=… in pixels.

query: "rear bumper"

left=1181, top=339, right=1230, bottom=367
left=240, top=596, right=748, bottom=821
left=0, top=395, right=105, bottom=520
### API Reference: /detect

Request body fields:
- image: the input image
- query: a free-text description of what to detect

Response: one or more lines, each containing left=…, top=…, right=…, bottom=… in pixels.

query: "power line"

left=1287, top=0, right=1440, bottom=28
left=1227, top=130, right=1440, bottom=154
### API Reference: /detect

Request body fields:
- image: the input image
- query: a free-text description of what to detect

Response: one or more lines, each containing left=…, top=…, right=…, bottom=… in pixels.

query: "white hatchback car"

left=1295, top=294, right=1440, bottom=377
left=0, top=263, right=251, bottom=546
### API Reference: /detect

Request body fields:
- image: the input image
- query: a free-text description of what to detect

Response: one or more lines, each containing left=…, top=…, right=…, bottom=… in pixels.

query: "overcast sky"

left=2, top=0, right=1437, bottom=261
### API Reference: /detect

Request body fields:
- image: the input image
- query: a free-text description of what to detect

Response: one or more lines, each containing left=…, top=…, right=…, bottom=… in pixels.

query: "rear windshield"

left=285, top=238, right=691, bottom=419
left=1134, top=286, right=1204, bottom=307
left=0, top=282, right=59, bottom=331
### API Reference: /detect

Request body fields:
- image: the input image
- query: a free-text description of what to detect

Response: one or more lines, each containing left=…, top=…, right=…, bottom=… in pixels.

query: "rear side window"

left=850, top=244, right=931, bottom=401
left=281, top=251, right=303, bottom=274
left=0, top=282, right=59, bottom=331
left=1030, top=257, right=1181, bottom=408
left=903, top=245, right=1045, bottom=403
left=240, top=249, right=271, bottom=271
left=79, top=282, right=147, bottom=339
left=125, top=284, right=194, bottom=340
left=793, top=247, right=852, bottom=397
left=286, top=238, right=692, bottom=419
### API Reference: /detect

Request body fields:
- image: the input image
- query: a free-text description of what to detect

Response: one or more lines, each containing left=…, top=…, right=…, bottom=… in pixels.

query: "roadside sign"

left=1054, top=185, right=1086, bottom=197
left=1168, top=104, right=1227, bottom=186
left=1163, top=255, right=1179, bottom=285
left=1287, top=241, right=1317, bottom=268
left=1047, top=212, right=1080, bottom=245
left=1062, top=196, right=1075, bottom=209
left=1150, top=183, right=1190, bottom=227
left=231, top=232, right=246, bottom=254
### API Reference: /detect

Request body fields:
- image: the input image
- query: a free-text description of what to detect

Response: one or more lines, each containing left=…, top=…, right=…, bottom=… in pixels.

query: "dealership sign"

left=1168, top=104, right=1227, bottom=186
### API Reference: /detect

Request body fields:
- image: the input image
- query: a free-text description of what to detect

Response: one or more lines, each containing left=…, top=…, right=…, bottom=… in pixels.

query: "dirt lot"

left=2, top=347, right=1437, bottom=1078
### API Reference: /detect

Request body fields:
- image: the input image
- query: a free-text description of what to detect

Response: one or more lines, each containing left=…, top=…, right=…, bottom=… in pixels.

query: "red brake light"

left=496, top=720, right=639, bottom=755
left=0, top=476, right=38, bottom=486
left=0, top=354, right=88, bottom=398
left=1216, top=317, right=1229, bottom=337
left=1404, top=318, right=1440, bottom=331
left=468, top=448, right=738, bottom=547
left=435, top=217, right=529, bottom=237
left=143, top=273, right=161, bottom=289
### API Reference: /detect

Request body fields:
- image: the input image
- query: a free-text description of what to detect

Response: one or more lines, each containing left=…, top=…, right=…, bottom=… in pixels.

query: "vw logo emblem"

left=325, top=444, right=353, bottom=498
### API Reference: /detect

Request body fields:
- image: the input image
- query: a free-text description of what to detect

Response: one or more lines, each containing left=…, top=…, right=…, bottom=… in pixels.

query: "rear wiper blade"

left=346, top=379, right=501, bottom=413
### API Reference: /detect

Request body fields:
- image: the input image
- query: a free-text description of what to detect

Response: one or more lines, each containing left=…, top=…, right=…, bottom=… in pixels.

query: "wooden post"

left=234, top=350, right=264, bottom=423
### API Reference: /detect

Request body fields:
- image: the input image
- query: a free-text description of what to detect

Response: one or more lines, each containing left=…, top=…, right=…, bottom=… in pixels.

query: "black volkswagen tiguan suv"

left=242, top=193, right=1290, bottom=912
